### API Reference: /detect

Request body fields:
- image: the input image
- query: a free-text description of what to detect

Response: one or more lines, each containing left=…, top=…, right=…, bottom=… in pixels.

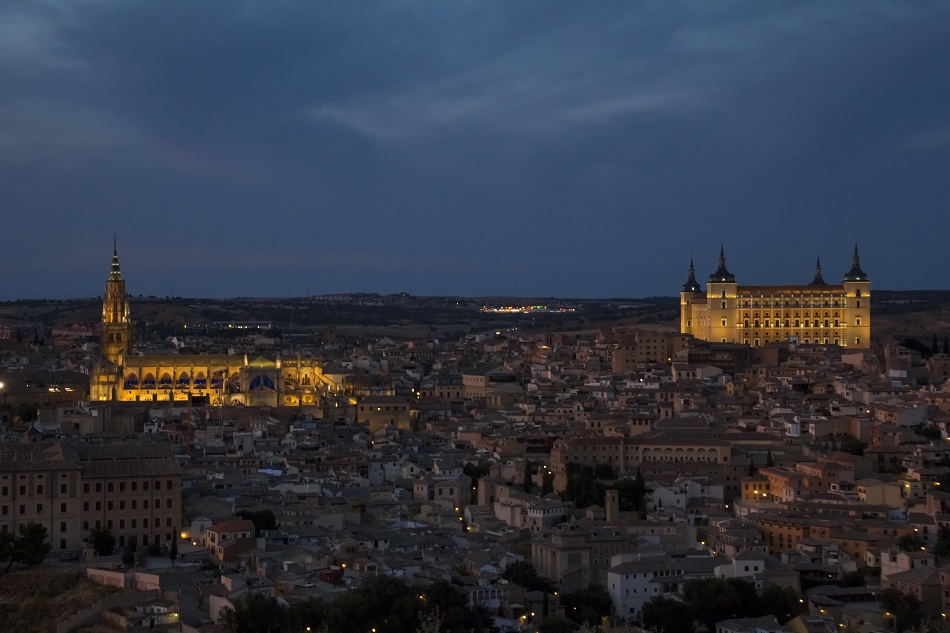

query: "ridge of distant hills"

left=0, top=290, right=947, bottom=344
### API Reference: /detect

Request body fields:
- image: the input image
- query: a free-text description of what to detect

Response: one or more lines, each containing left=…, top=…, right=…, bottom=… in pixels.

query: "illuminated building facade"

left=680, top=247, right=870, bottom=348
left=90, top=245, right=337, bottom=406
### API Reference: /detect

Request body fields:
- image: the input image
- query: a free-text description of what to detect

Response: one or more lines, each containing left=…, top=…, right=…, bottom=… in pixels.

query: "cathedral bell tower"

left=100, top=238, right=132, bottom=366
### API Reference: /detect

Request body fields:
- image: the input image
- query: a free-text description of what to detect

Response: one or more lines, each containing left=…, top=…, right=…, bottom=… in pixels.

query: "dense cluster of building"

left=4, top=247, right=950, bottom=633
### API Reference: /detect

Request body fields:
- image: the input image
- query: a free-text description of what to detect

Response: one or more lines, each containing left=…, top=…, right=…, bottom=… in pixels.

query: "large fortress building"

left=90, top=244, right=336, bottom=405
left=680, top=247, right=870, bottom=348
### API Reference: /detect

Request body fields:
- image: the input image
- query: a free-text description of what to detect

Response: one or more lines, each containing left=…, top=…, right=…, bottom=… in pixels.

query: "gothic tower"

left=100, top=239, right=132, bottom=366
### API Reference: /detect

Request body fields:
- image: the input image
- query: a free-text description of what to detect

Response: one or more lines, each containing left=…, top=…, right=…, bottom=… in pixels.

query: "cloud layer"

left=1, top=1, right=948, bottom=298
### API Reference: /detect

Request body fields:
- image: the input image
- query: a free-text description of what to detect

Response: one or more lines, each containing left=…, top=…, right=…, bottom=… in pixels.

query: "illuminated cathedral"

left=680, top=247, right=871, bottom=348
left=90, top=243, right=334, bottom=406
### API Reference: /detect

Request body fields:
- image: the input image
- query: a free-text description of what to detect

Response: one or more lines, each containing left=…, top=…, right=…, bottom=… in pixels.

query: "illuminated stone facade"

left=680, top=247, right=871, bottom=348
left=90, top=246, right=337, bottom=406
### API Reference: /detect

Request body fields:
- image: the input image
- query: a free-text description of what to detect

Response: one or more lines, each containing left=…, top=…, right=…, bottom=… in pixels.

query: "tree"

left=0, top=521, right=52, bottom=573
left=943, top=334, right=949, bottom=356
left=880, top=588, right=924, bottom=633
left=416, top=606, right=445, bottom=633
left=897, top=534, right=926, bottom=553
left=766, top=450, right=775, bottom=468
left=758, top=584, right=801, bottom=623
left=463, top=462, right=491, bottom=502
left=562, top=585, right=613, bottom=625
left=241, top=510, right=278, bottom=535
left=503, top=560, right=553, bottom=593
left=840, top=434, right=867, bottom=457
left=15, top=405, right=37, bottom=425
left=538, top=615, right=574, bottom=633
left=219, top=591, right=291, bottom=633
left=290, top=598, right=326, bottom=633
left=122, top=536, right=137, bottom=567
left=524, top=460, right=534, bottom=494
left=87, top=525, right=116, bottom=556
left=839, top=570, right=868, bottom=587
left=169, top=537, right=178, bottom=567
left=322, top=575, right=421, bottom=633
left=135, top=541, right=149, bottom=568
left=747, top=459, right=757, bottom=477
left=933, top=525, right=950, bottom=559
left=683, top=577, right=757, bottom=631
left=563, top=463, right=606, bottom=509
left=240, top=573, right=489, bottom=633
left=423, top=579, right=492, bottom=633
left=639, top=596, right=695, bottom=633
left=542, top=471, right=555, bottom=496
left=610, top=475, right=649, bottom=514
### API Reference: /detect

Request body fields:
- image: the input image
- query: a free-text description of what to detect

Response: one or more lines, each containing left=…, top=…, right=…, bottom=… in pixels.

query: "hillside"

left=0, top=568, right=119, bottom=633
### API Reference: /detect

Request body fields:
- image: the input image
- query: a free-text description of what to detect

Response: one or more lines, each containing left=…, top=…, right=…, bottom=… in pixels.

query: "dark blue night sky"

left=1, top=2, right=948, bottom=299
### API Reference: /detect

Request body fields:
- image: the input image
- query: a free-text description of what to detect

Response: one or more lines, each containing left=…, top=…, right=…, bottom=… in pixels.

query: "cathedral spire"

left=843, top=243, right=869, bottom=282
left=109, top=236, right=123, bottom=281
left=809, top=257, right=827, bottom=286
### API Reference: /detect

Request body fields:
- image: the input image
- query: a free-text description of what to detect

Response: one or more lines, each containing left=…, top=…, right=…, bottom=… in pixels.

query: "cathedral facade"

left=90, top=245, right=334, bottom=406
left=680, top=247, right=870, bottom=348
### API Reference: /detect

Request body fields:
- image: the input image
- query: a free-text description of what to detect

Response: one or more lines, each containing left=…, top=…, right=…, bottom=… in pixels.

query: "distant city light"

left=480, top=305, right=576, bottom=314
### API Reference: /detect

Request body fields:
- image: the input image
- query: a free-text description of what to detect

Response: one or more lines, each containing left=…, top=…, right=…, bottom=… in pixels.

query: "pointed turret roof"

left=843, top=244, right=869, bottom=282
left=809, top=257, right=827, bottom=286
left=708, top=246, right=736, bottom=283
left=682, top=257, right=703, bottom=293
left=109, top=236, right=123, bottom=282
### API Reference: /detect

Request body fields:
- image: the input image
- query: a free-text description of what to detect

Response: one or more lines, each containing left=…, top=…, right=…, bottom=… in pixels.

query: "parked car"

left=59, top=551, right=79, bottom=562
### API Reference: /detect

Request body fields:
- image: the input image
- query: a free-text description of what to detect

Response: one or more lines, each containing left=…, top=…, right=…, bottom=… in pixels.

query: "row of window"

left=85, top=517, right=174, bottom=531
left=1, top=484, right=73, bottom=497
left=717, top=300, right=864, bottom=310
left=736, top=296, right=863, bottom=308
left=744, top=312, right=842, bottom=320
left=728, top=319, right=858, bottom=328
left=84, top=480, right=177, bottom=494
left=85, top=498, right=175, bottom=512
left=1, top=497, right=175, bottom=515
left=741, top=337, right=861, bottom=346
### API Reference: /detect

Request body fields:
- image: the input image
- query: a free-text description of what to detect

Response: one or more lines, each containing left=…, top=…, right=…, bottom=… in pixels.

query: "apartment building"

left=0, top=441, right=181, bottom=551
